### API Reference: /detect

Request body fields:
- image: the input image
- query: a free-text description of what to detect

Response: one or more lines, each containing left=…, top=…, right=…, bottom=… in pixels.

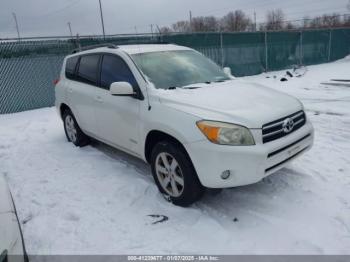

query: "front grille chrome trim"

left=262, top=111, right=304, bottom=130
left=262, top=128, right=284, bottom=138
left=263, top=118, right=305, bottom=138
left=262, top=111, right=306, bottom=143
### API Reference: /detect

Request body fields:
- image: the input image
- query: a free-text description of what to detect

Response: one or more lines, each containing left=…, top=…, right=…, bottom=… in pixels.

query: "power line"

left=21, top=0, right=82, bottom=20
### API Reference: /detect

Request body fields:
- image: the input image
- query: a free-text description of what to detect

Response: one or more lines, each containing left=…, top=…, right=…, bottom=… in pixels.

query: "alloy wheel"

left=65, top=115, right=77, bottom=143
left=155, top=152, right=185, bottom=197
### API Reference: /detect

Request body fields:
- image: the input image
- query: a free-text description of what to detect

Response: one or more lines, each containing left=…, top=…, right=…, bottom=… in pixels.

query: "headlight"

left=196, top=120, right=255, bottom=146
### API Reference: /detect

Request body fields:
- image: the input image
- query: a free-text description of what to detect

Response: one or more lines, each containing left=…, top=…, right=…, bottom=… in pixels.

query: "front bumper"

left=186, top=120, right=314, bottom=188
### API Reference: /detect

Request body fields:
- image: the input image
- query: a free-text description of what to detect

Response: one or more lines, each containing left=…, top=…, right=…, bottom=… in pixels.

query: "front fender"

left=139, top=103, right=205, bottom=161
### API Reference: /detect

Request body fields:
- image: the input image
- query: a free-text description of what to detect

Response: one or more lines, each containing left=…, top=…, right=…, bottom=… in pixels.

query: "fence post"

left=328, top=29, right=332, bottom=61
left=265, top=31, right=268, bottom=72
left=299, top=30, right=303, bottom=66
left=220, top=32, right=224, bottom=68
left=75, top=33, right=81, bottom=50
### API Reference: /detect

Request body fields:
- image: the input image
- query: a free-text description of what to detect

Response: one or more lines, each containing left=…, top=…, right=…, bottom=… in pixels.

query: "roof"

left=69, top=44, right=192, bottom=57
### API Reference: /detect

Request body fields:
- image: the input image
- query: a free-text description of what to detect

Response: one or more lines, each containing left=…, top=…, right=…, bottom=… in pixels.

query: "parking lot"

left=1, top=57, right=350, bottom=255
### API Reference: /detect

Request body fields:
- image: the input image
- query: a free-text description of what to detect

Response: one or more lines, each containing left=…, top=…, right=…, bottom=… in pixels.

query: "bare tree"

left=321, top=13, right=342, bottom=27
left=285, top=22, right=295, bottom=30
left=308, top=13, right=342, bottom=28
left=159, top=26, right=172, bottom=34
left=302, top=16, right=311, bottom=28
left=344, top=14, right=350, bottom=26
left=309, top=16, right=323, bottom=28
left=167, top=7, right=349, bottom=33
left=220, top=10, right=253, bottom=32
left=172, top=21, right=191, bottom=32
left=191, top=16, right=219, bottom=32
left=265, top=9, right=285, bottom=30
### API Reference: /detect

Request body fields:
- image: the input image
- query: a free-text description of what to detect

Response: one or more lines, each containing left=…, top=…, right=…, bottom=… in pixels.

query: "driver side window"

left=100, top=55, right=138, bottom=90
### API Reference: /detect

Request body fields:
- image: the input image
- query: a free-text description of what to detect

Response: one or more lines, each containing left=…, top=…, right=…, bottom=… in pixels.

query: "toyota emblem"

left=282, top=118, right=294, bottom=133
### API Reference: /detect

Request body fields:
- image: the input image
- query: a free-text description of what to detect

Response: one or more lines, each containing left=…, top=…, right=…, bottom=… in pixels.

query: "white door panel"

left=67, top=81, right=97, bottom=135
left=94, top=88, right=140, bottom=154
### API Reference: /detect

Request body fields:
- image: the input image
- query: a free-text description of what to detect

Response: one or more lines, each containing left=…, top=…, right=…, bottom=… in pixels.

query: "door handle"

left=95, top=96, right=103, bottom=103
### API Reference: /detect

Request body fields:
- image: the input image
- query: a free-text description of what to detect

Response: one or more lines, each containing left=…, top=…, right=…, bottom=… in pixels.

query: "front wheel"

left=151, top=141, right=204, bottom=207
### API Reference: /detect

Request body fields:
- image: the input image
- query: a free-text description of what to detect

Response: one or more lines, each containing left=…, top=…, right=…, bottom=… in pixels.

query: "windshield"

left=131, top=50, right=230, bottom=89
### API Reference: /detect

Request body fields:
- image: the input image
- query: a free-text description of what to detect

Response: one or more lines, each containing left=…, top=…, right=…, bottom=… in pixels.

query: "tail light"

left=53, top=78, right=60, bottom=85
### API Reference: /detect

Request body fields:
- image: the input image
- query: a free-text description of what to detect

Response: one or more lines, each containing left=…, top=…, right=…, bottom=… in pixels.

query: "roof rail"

left=71, top=43, right=118, bottom=54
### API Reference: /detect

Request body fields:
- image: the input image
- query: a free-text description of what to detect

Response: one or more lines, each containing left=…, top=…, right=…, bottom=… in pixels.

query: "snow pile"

left=1, top=58, right=350, bottom=255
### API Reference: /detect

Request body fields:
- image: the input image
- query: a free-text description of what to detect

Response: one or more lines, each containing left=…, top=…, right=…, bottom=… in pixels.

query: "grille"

left=262, top=111, right=306, bottom=143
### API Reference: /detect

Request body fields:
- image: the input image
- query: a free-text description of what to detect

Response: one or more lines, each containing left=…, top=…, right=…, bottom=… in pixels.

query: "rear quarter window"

left=65, top=56, right=79, bottom=79
left=77, top=55, right=100, bottom=85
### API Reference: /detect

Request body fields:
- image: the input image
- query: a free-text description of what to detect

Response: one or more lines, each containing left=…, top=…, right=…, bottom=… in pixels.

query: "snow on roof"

left=118, top=44, right=192, bottom=54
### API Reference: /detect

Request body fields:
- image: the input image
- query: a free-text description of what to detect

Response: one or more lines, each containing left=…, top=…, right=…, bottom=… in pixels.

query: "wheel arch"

left=59, top=103, right=70, bottom=119
left=144, top=130, right=192, bottom=165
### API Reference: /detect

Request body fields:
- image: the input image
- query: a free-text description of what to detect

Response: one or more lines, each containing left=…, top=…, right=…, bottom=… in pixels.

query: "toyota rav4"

left=55, top=44, right=314, bottom=206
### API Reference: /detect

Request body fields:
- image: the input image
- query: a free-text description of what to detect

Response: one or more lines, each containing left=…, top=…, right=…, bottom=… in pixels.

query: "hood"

left=153, top=80, right=303, bottom=128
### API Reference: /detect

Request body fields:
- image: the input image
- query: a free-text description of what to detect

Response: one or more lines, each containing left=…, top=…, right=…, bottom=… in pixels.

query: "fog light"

left=221, top=170, right=231, bottom=180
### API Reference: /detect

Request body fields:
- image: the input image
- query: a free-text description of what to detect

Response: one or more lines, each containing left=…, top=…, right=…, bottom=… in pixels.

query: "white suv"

left=55, top=44, right=314, bottom=206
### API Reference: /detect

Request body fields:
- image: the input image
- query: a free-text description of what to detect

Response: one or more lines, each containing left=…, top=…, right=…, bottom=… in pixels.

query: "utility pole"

left=150, top=24, right=153, bottom=38
left=254, top=11, right=257, bottom=31
left=67, top=22, right=73, bottom=38
left=98, top=0, right=106, bottom=40
left=12, top=12, right=21, bottom=41
left=156, top=24, right=162, bottom=42
left=189, top=10, right=192, bottom=32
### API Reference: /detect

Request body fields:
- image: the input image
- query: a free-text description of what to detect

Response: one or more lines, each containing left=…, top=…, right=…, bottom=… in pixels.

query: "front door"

left=94, top=54, right=141, bottom=154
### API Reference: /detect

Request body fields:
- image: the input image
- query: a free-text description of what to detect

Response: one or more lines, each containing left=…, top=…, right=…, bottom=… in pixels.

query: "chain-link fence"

left=1, top=28, right=350, bottom=114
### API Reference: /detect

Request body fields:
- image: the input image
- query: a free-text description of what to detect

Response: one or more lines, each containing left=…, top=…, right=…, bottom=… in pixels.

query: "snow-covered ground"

left=1, top=58, right=350, bottom=255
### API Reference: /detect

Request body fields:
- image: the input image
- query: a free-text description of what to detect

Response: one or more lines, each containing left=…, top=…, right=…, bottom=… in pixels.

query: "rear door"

left=94, top=54, right=141, bottom=154
left=67, top=54, right=101, bottom=135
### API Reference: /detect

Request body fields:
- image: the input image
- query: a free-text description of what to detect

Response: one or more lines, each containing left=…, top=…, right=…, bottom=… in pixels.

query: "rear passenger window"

left=77, top=55, right=100, bottom=85
left=100, top=55, right=138, bottom=90
left=65, top=56, right=79, bottom=79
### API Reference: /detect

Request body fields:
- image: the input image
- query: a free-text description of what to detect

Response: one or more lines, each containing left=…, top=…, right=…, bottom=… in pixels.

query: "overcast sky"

left=0, top=0, right=349, bottom=38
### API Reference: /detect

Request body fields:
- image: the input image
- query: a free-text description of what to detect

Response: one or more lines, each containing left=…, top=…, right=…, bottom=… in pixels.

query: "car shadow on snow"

left=90, top=139, right=151, bottom=177
left=91, top=139, right=309, bottom=219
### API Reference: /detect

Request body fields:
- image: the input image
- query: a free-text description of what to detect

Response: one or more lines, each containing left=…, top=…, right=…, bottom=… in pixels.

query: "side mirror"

left=110, top=82, right=135, bottom=96
left=223, top=67, right=235, bottom=78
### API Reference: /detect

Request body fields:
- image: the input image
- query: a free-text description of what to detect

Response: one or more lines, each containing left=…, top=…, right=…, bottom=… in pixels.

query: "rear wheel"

left=151, top=141, right=204, bottom=207
left=63, top=110, right=89, bottom=147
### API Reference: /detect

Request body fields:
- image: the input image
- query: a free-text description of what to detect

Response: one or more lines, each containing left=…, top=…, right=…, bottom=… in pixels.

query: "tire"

left=62, top=109, right=89, bottom=147
left=150, top=141, right=204, bottom=207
